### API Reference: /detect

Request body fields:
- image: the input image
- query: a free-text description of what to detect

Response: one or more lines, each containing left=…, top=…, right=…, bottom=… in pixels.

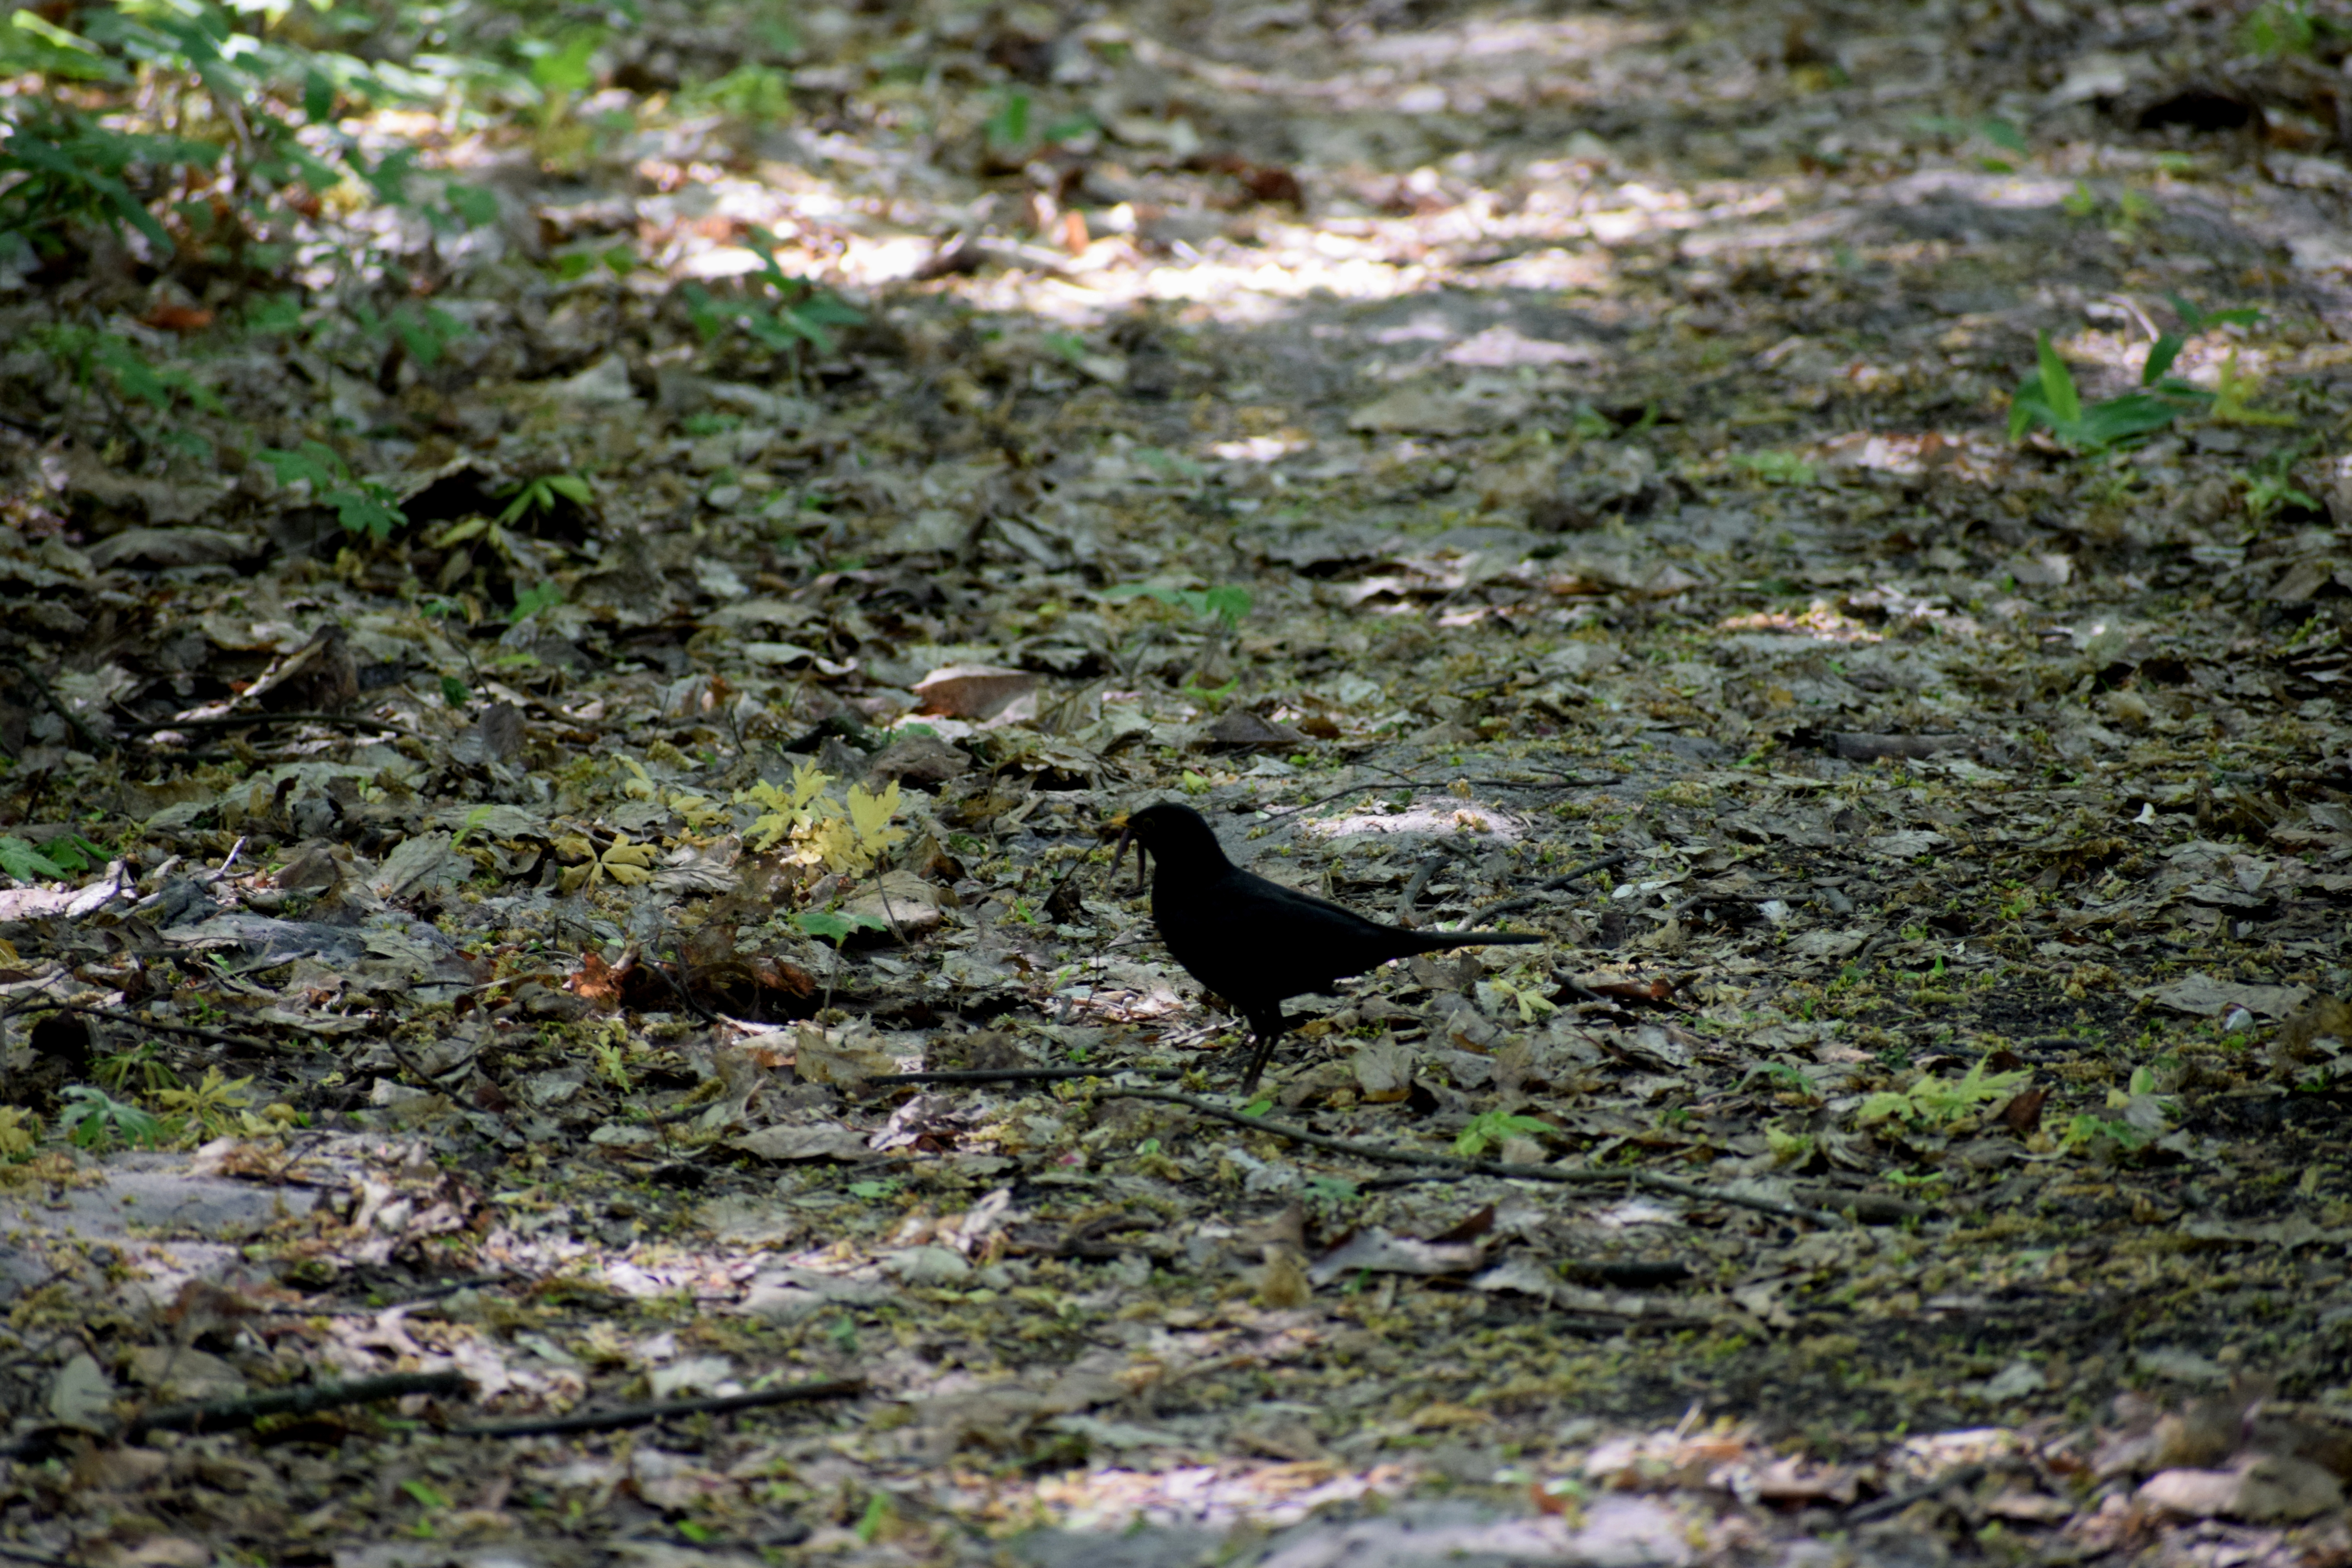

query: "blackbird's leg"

left=1238, top=1008, right=1289, bottom=1093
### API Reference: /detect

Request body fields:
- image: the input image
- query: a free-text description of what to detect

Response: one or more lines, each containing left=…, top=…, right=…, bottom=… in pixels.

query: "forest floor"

left=2, top=0, right=2352, bottom=1563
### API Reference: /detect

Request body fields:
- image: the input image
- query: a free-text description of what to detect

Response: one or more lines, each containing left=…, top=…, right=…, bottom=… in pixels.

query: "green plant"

left=680, top=226, right=864, bottom=362
left=1741, top=1062, right=1818, bottom=1098
left=94, top=1042, right=180, bottom=1096
left=509, top=582, right=564, bottom=622
left=449, top=805, right=498, bottom=848
left=794, top=909, right=886, bottom=946
left=0, top=101, right=218, bottom=259
left=58, top=1084, right=168, bottom=1150
left=2242, top=0, right=2334, bottom=55
left=1455, top=1110, right=1552, bottom=1158
left=1731, top=449, right=1817, bottom=485
left=985, top=89, right=1033, bottom=154
left=2209, top=350, right=2298, bottom=427
left=349, top=298, right=472, bottom=370
left=34, top=325, right=225, bottom=423
left=2245, top=471, right=2319, bottom=523
left=1913, top=114, right=2028, bottom=168
left=495, top=474, right=594, bottom=529
left=740, top=762, right=906, bottom=873
left=257, top=443, right=407, bottom=543
left=2058, top=1113, right=2147, bottom=1154
left=2008, top=330, right=2210, bottom=452
left=0, top=833, right=102, bottom=882
left=683, top=62, right=793, bottom=121
left=152, top=1067, right=258, bottom=1138
left=0, top=1105, right=34, bottom=1161
left=1104, top=582, right=1253, bottom=629
left=550, top=830, right=657, bottom=895
left=1180, top=673, right=1241, bottom=709
left=590, top=1031, right=633, bottom=1091
left=1855, top=1059, right=2031, bottom=1129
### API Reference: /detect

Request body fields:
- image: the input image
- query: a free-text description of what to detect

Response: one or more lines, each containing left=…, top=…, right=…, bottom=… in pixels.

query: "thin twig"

left=1103, top=1086, right=1853, bottom=1227
left=0, top=1371, right=471, bottom=1459
left=1846, top=1462, right=1988, bottom=1523
left=655, top=941, right=726, bottom=1027
left=2, top=653, right=114, bottom=756
left=865, top=1067, right=1183, bottom=1086
left=1460, top=850, right=1633, bottom=928
left=127, top=1370, right=469, bottom=1440
left=449, top=1377, right=865, bottom=1439
left=1396, top=845, right=1468, bottom=925
left=125, top=710, right=426, bottom=742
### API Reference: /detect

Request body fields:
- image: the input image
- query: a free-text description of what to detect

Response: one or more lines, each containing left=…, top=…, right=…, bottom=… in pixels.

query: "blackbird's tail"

left=1407, top=930, right=1543, bottom=951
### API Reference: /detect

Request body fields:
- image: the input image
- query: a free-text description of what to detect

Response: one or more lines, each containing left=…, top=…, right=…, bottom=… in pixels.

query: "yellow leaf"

left=2211, top=350, right=2298, bottom=426
left=847, top=780, right=904, bottom=849
left=807, top=818, right=866, bottom=873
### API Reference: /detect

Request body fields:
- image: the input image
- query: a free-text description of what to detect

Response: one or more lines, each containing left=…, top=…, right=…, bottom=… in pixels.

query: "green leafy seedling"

left=2008, top=330, right=2211, bottom=452
left=0, top=837, right=71, bottom=882
left=985, top=89, right=1032, bottom=154
left=1454, top=1111, right=1552, bottom=1158
left=257, top=443, right=406, bottom=542
left=1103, top=581, right=1253, bottom=629
left=58, top=1085, right=168, bottom=1150
left=795, top=909, right=887, bottom=947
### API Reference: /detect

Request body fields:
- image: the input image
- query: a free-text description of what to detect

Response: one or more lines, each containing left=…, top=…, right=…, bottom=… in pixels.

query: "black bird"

left=1113, top=802, right=1545, bottom=1090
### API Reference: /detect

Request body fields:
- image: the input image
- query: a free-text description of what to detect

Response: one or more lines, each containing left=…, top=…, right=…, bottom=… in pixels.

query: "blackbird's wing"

left=1154, top=866, right=1416, bottom=1011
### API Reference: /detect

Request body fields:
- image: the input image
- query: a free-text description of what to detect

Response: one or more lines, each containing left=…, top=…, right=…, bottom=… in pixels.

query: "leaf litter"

left=0, top=0, right=2350, bottom=1562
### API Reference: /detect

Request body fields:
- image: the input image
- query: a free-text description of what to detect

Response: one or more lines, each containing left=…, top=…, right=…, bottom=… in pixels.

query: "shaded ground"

left=1, top=0, right=2351, bottom=1563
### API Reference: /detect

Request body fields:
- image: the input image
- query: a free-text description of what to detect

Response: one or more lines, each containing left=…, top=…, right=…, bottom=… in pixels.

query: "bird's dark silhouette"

left=1113, top=802, right=1545, bottom=1090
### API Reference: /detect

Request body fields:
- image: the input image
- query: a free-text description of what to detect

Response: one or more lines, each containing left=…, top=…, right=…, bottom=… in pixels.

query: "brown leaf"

left=568, top=951, right=624, bottom=1010
left=1425, top=1205, right=1495, bottom=1246
left=143, top=304, right=215, bottom=334
left=1202, top=709, right=1307, bottom=749
left=915, top=665, right=1040, bottom=722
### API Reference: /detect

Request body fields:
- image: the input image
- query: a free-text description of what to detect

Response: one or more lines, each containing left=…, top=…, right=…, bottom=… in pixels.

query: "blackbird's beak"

left=1110, top=819, right=1148, bottom=895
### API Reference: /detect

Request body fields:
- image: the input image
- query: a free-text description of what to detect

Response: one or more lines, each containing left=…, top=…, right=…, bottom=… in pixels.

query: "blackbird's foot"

left=1237, top=1017, right=1288, bottom=1093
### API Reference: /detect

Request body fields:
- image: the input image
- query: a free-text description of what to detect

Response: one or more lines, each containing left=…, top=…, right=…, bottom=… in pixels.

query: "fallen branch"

left=1103, top=1086, right=1852, bottom=1227
left=1461, top=850, right=1633, bottom=929
left=0, top=1370, right=473, bottom=1457
left=449, top=1377, right=865, bottom=1439
left=865, top=1067, right=1182, bottom=1087
left=2, top=653, right=114, bottom=756
left=128, top=1370, right=470, bottom=1441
